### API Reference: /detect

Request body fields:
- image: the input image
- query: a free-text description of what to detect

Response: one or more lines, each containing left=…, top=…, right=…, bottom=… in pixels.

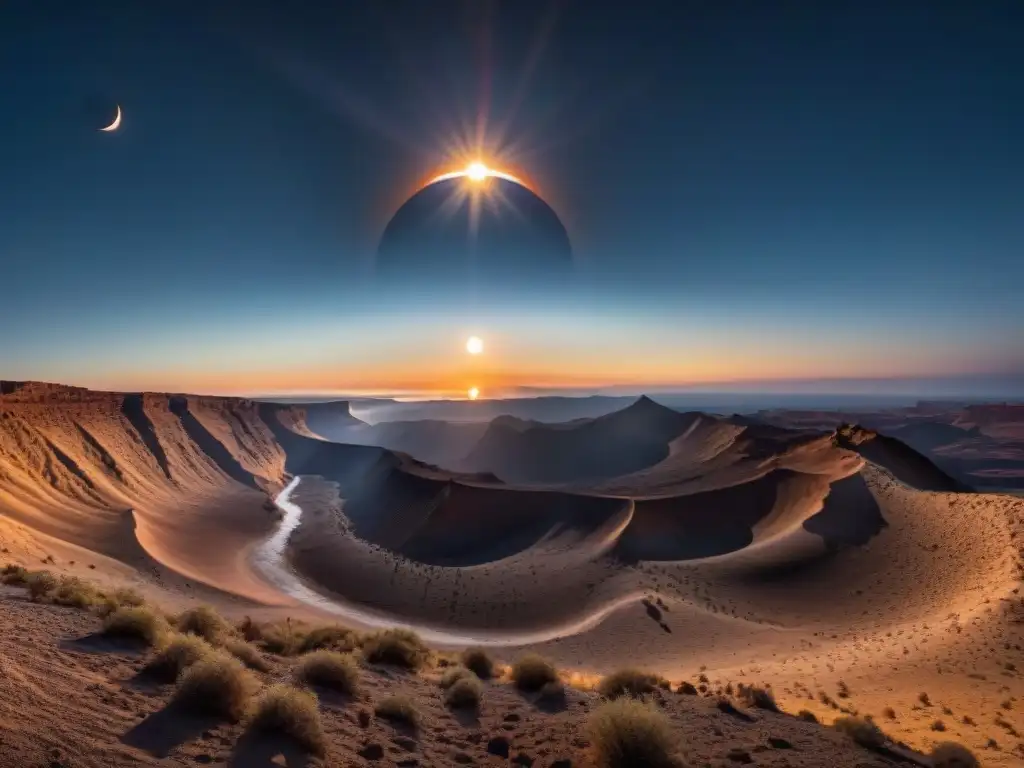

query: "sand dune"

left=2, top=381, right=1023, bottom=763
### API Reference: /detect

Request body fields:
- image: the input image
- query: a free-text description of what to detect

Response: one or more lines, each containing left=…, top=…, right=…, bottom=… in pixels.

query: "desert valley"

left=0, top=380, right=1020, bottom=767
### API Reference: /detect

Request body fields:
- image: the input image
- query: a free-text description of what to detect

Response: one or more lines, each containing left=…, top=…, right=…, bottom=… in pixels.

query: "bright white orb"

left=468, top=387, right=480, bottom=400
left=466, top=336, right=484, bottom=355
left=466, top=162, right=488, bottom=182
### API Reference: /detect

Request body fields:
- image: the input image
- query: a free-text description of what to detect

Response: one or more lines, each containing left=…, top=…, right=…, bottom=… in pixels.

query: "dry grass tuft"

left=586, top=698, right=680, bottom=768
left=94, top=587, right=145, bottom=618
left=460, top=647, right=496, bottom=679
left=511, top=653, right=559, bottom=692
left=172, top=651, right=257, bottom=721
left=374, top=695, right=420, bottom=728
left=102, top=605, right=168, bottom=646
left=833, top=715, right=886, bottom=750
left=245, top=684, right=326, bottom=756
left=51, top=576, right=98, bottom=608
left=361, top=628, right=430, bottom=670
left=1, top=564, right=30, bottom=586
left=236, top=616, right=263, bottom=642
left=176, top=605, right=231, bottom=644
left=538, top=680, right=568, bottom=707
left=440, top=665, right=477, bottom=689
left=258, top=620, right=307, bottom=656
left=930, top=741, right=980, bottom=768
left=298, top=625, right=358, bottom=654
left=223, top=638, right=271, bottom=672
left=737, top=683, right=780, bottom=712
left=144, top=634, right=215, bottom=682
left=444, top=675, right=483, bottom=710
left=295, top=650, right=360, bottom=695
left=26, top=570, right=57, bottom=601
left=598, top=668, right=669, bottom=700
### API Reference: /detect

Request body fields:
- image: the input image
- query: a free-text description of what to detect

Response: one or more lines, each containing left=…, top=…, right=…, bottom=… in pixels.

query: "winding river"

left=250, top=475, right=645, bottom=647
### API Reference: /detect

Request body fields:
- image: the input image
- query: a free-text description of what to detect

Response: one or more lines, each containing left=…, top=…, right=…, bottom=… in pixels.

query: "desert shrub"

left=440, top=665, right=477, bottom=689
left=144, top=634, right=215, bottom=682
left=538, top=680, right=568, bottom=707
left=51, top=576, right=98, bottom=608
left=176, top=605, right=231, bottom=644
left=374, top=695, right=420, bottom=728
left=676, top=681, right=698, bottom=695
left=102, top=605, right=168, bottom=646
left=586, top=698, right=679, bottom=768
left=460, top=647, right=495, bottom=679
left=245, top=684, right=326, bottom=756
left=1, top=564, right=29, bottom=586
left=833, top=715, right=886, bottom=750
left=715, top=696, right=742, bottom=716
left=295, top=650, right=360, bottom=695
left=299, top=624, right=358, bottom=654
left=737, top=683, right=779, bottom=712
left=930, top=741, right=980, bottom=768
left=172, top=651, right=256, bottom=721
left=361, top=628, right=430, bottom=670
left=797, top=709, right=818, bottom=723
left=94, top=587, right=145, bottom=618
left=511, top=653, right=559, bottom=692
left=26, top=570, right=57, bottom=601
left=258, top=621, right=306, bottom=656
left=444, top=675, right=483, bottom=710
left=598, top=668, right=668, bottom=700
left=931, top=719, right=947, bottom=731
left=223, top=638, right=271, bottom=672
left=237, top=616, right=262, bottom=642
left=114, top=586, right=145, bottom=606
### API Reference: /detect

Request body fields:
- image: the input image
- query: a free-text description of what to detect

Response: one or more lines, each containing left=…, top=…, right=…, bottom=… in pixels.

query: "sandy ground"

left=0, top=585, right=923, bottom=768
left=1, top=381, right=1022, bottom=764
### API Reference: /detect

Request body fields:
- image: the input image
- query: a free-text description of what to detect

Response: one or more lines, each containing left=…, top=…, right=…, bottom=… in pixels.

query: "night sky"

left=2, top=1, right=1022, bottom=398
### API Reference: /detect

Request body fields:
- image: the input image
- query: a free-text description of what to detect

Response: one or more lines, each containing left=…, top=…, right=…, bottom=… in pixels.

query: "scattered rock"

left=513, top=753, right=535, bottom=766
left=727, top=748, right=753, bottom=763
left=768, top=736, right=793, bottom=749
left=357, top=708, right=372, bottom=727
left=358, top=743, right=385, bottom=761
left=487, top=736, right=511, bottom=758
left=453, top=752, right=473, bottom=764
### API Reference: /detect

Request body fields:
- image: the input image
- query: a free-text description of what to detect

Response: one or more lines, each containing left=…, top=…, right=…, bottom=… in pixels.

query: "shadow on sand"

left=450, top=706, right=480, bottom=728
left=228, top=732, right=315, bottom=768
left=60, top=633, right=148, bottom=656
left=121, top=702, right=220, bottom=758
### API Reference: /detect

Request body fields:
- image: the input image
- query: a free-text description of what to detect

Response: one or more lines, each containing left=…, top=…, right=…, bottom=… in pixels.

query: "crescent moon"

left=99, top=105, right=122, bottom=132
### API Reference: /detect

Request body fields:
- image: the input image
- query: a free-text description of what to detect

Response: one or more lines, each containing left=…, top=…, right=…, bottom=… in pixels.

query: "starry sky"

left=1, top=1, right=1022, bottom=399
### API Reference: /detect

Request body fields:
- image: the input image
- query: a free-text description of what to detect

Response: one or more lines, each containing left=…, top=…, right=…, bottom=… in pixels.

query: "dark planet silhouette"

left=376, top=174, right=572, bottom=299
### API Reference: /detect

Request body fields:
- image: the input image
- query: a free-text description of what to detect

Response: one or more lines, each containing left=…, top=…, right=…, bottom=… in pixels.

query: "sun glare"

left=468, top=386, right=480, bottom=400
left=466, top=335, right=484, bottom=354
left=466, top=162, right=488, bottom=181
left=423, top=163, right=526, bottom=189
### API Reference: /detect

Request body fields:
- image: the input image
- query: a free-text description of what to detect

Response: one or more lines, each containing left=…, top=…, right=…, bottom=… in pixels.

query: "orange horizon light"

left=421, top=161, right=530, bottom=191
